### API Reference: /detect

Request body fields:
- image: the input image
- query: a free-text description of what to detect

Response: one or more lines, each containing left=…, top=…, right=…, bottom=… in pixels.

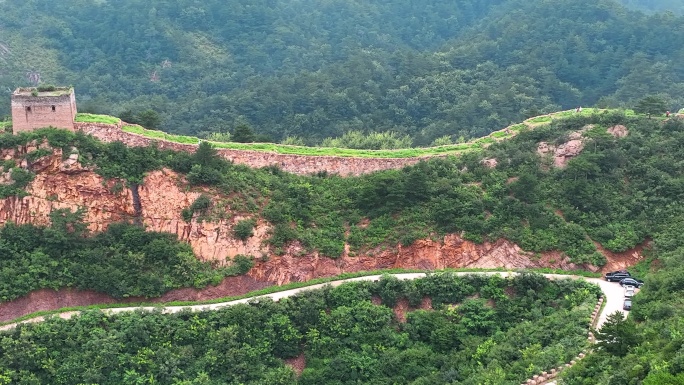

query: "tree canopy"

left=1, top=0, right=684, bottom=144
left=634, top=95, right=668, bottom=117
left=0, top=274, right=600, bottom=384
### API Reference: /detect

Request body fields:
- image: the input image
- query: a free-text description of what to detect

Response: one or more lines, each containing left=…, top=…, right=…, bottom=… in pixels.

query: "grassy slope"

left=74, top=113, right=121, bottom=125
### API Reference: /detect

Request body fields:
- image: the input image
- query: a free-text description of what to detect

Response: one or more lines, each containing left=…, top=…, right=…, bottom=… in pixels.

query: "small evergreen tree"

left=635, top=96, right=667, bottom=118
left=595, top=311, right=640, bottom=356
left=232, top=124, right=257, bottom=143
left=136, top=109, right=161, bottom=129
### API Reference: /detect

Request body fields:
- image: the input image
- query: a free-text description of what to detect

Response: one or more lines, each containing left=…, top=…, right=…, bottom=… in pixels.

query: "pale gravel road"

left=0, top=272, right=628, bottom=332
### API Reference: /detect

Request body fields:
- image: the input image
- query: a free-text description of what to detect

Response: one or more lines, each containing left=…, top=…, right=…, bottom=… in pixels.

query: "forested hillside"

left=619, top=0, right=684, bottom=13
left=0, top=274, right=600, bottom=384
left=1, top=0, right=683, bottom=144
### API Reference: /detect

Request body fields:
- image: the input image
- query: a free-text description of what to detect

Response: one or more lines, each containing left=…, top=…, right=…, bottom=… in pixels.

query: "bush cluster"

left=0, top=209, right=241, bottom=302
left=0, top=273, right=598, bottom=384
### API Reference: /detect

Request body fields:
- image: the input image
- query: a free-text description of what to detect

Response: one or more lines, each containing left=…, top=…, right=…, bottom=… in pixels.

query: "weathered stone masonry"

left=11, top=87, right=77, bottom=134
left=75, top=122, right=430, bottom=176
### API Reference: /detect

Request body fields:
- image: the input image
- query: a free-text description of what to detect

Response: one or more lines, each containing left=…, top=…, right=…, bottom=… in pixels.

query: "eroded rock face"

left=249, top=235, right=591, bottom=285
left=537, top=131, right=585, bottom=168
left=607, top=125, right=628, bottom=138
left=0, top=149, right=268, bottom=262
left=481, top=158, right=498, bottom=168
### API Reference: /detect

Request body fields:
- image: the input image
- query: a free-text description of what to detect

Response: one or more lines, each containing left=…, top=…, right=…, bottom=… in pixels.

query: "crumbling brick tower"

left=10, top=87, right=77, bottom=134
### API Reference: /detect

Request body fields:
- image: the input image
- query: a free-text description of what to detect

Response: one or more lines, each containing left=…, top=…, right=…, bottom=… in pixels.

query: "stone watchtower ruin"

left=10, top=87, right=77, bottom=134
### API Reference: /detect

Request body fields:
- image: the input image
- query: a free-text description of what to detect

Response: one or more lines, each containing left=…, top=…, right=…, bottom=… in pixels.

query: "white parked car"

left=624, top=285, right=636, bottom=298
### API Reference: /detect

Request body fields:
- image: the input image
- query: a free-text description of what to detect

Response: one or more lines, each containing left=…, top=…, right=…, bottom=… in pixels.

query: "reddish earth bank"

left=248, top=236, right=646, bottom=285
left=0, top=275, right=269, bottom=323
left=0, top=239, right=645, bottom=322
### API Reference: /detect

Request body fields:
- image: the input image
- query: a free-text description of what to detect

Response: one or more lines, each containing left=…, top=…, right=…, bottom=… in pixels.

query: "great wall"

left=75, top=121, right=428, bottom=176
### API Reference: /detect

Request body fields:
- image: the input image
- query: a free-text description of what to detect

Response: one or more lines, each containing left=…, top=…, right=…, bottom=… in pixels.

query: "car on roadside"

left=624, top=285, right=636, bottom=298
left=623, top=298, right=632, bottom=311
left=605, top=270, right=631, bottom=282
left=620, top=277, right=644, bottom=288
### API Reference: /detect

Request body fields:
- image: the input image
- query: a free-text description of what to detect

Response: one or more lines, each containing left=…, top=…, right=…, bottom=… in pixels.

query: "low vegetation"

left=0, top=120, right=11, bottom=133
left=0, top=273, right=600, bottom=384
left=121, top=108, right=604, bottom=157
left=558, top=206, right=684, bottom=384
left=74, top=113, right=121, bottom=125
left=0, top=209, right=251, bottom=302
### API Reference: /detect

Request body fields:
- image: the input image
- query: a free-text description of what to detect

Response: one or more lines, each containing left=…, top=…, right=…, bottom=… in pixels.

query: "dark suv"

left=605, top=270, right=631, bottom=282
left=619, top=277, right=644, bottom=288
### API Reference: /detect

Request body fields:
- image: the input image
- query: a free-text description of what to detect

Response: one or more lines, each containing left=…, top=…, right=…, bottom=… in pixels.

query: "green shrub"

left=268, top=223, right=299, bottom=248
left=181, top=207, right=193, bottom=222
left=2, top=160, right=15, bottom=172
left=229, top=254, right=255, bottom=274
left=189, top=194, right=212, bottom=213
left=36, top=85, right=56, bottom=92
left=233, top=218, right=256, bottom=241
left=25, top=148, right=53, bottom=162
left=0, top=215, right=236, bottom=302
left=7, top=167, right=33, bottom=188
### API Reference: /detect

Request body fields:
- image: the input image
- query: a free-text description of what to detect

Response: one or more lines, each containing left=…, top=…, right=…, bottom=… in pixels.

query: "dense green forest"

left=0, top=273, right=601, bottom=384
left=1, top=0, right=684, bottom=144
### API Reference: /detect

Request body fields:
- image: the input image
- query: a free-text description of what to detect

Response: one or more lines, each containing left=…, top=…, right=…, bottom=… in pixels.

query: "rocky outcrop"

left=0, top=151, right=271, bottom=262
left=607, top=125, right=628, bottom=138
left=481, top=158, right=498, bottom=168
left=537, top=131, right=585, bottom=168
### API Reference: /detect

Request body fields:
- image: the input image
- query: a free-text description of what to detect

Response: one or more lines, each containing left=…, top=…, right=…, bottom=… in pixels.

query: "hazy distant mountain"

left=619, top=0, right=684, bottom=13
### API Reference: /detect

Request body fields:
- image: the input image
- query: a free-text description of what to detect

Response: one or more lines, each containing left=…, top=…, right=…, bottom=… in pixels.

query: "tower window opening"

left=26, top=106, right=31, bottom=112
left=51, top=105, right=56, bottom=112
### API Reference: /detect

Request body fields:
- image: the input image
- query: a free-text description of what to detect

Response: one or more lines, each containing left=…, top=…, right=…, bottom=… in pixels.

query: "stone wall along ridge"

left=74, top=122, right=430, bottom=176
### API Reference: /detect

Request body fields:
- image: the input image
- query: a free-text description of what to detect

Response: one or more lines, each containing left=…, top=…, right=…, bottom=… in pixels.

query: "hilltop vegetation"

left=1, top=0, right=683, bottom=144
left=0, top=274, right=600, bottom=384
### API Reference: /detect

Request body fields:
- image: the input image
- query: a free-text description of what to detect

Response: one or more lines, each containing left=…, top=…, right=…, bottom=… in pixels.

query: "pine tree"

left=232, top=124, right=256, bottom=143
left=635, top=96, right=667, bottom=118
left=595, top=311, right=640, bottom=356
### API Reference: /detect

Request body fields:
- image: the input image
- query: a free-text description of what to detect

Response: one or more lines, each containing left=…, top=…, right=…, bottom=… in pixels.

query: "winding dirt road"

left=0, top=272, right=628, bottom=332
